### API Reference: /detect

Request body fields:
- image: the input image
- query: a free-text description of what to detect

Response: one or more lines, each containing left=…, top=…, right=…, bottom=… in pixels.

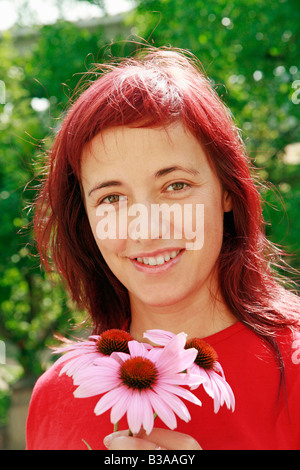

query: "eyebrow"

left=154, top=165, right=200, bottom=178
left=88, top=180, right=121, bottom=197
left=88, top=165, right=199, bottom=197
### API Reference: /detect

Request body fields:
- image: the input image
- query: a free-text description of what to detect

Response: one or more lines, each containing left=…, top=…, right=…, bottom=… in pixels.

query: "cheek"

left=93, top=237, right=128, bottom=285
left=202, top=192, right=225, bottom=249
left=88, top=210, right=127, bottom=261
left=205, top=214, right=224, bottom=249
left=95, top=238, right=125, bottom=255
left=186, top=186, right=225, bottom=249
left=93, top=233, right=127, bottom=267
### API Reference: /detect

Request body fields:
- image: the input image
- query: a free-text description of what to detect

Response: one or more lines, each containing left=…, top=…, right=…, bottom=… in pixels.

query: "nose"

left=127, top=201, right=171, bottom=241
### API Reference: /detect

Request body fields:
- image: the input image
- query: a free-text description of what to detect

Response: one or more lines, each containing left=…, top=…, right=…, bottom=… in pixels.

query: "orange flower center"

left=186, top=338, right=218, bottom=370
left=96, top=329, right=133, bottom=355
left=120, top=356, right=158, bottom=390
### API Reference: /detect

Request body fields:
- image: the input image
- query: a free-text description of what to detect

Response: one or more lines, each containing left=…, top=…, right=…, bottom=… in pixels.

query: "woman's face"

left=80, top=123, right=232, bottom=310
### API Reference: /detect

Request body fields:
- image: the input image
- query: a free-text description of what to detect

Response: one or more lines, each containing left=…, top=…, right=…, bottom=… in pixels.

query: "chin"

left=134, top=288, right=190, bottom=308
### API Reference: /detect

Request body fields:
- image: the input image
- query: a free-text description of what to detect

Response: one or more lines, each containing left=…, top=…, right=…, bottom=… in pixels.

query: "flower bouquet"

left=54, top=328, right=235, bottom=444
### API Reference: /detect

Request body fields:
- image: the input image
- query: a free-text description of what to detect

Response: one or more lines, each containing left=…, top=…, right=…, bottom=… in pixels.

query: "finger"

left=104, top=428, right=201, bottom=450
left=142, top=428, right=202, bottom=450
left=105, top=434, right=166, bottom=450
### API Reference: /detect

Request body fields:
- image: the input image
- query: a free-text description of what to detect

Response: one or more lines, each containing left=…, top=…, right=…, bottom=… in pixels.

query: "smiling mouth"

left=133, top=249, right=182, bottom=266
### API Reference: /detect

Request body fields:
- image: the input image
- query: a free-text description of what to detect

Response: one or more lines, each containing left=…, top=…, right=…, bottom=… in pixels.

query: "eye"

left=165, top=182, right=188, bottom=192
left=99, top=194, right=127, bottom=205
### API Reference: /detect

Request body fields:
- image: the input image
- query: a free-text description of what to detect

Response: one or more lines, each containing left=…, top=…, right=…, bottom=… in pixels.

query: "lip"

left=128, top=248, right=185, bottom=274
left=128, top=247, right=184, bottom=259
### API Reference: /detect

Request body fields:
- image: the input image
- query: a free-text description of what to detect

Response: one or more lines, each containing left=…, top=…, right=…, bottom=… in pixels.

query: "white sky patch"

left=0, top=0, right=133, bottom=31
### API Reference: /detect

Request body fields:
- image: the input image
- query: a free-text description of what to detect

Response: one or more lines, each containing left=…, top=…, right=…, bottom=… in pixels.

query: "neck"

left=129, top=279, right=237, bottom=342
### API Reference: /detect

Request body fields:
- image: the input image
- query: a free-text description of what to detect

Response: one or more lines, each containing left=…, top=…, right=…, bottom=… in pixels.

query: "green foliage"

left=24, top=20, right=105, bottom=111
left=0, top=22, right=107, bottom=382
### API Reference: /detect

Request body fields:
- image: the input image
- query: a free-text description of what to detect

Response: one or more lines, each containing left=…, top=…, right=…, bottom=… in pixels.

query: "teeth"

left=136, top=250, right=181, bottom=266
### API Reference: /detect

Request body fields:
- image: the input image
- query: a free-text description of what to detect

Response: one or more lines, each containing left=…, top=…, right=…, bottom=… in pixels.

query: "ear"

left=222, top=190, right=233, bottom=212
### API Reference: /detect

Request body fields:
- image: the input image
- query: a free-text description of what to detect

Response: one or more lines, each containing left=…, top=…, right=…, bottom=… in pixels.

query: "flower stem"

left=114, top=422, right=119, bottom=432
left=82, top=439, right=92, bottom=450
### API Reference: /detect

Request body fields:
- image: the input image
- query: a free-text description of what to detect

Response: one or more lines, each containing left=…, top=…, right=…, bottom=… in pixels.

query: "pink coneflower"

left=72, top=333, right=204, bottom=435
left=185, top=337, right=235, bottom=413
left=144, top=330, right=235, bottom=413
left=54, top=329, right=134, bottom=379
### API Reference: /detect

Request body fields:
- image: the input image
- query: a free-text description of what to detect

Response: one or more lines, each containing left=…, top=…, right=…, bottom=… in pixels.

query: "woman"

left=26, top=47, right=300, bottom=450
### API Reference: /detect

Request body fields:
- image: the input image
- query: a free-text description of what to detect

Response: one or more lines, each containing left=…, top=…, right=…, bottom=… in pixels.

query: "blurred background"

left=0, top=0, right=299, bottom=450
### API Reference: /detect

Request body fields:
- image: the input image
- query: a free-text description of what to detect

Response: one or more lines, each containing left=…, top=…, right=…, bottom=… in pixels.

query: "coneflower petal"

left=143, top=329, right=175, bottom=346
left=147, top=390, right=177, bottom=430
left=127, top=390, right=144, bottom=435
left=94, top=387, right=125, bottom=416
left=110, top=386, right=133, bottom=424
left=153, top=385, right=191, bottom=423
left=141, top=391, right=155, bottom=435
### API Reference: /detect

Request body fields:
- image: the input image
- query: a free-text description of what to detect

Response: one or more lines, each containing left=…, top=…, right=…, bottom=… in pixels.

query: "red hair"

left=33, top=47, right=300, bottom=366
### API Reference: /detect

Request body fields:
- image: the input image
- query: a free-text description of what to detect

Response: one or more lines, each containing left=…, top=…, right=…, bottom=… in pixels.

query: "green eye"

left=166, top=182, right=187, bottom=191
left=100, top=195, right=126, bottom=204
left=104, top=195, right=120, bottom=203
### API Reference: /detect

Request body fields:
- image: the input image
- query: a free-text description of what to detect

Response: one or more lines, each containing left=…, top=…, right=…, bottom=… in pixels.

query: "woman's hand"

left=103, top=428, right=202, bottom=450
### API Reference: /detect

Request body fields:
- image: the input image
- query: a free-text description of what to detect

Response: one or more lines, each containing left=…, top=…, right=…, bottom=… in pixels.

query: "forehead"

left=80, top=123, right=208, bottom=175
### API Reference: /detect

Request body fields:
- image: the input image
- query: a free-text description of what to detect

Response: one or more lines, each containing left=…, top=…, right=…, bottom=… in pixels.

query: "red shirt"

left=26, top=322, right=300, bottom=450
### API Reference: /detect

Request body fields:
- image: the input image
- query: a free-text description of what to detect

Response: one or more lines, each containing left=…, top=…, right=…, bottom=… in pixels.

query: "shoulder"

left=275, top=328, right=300, bottom=447
left=275, top=328, right=300, bottom=424
left=26, top=360, right=112, bottom=450
left=28, top=360, right=73, bottom=406
left=26, top=361, right=75, bottom=450
left=277, top=327, right=300, bottom=367
left=277, top=328, right=300, bottom=387
left=290, top=329, right=300, bottom=366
